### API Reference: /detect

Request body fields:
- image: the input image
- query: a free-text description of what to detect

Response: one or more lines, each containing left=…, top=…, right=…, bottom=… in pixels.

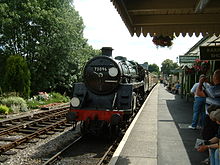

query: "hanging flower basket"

left=193, top=59, right=210, bottom=74
left=152, top=35, right=175, bottom=48
left=184, top=66, right=195, bottom=75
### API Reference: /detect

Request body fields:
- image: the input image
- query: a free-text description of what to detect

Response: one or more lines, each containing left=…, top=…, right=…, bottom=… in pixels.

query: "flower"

left=193, top=59, right=210, bottom=73
left=152, top=35, right=175, bottom=48
left=184, top=66, right=195, bottom=75
left=37, top=92, right=49, bottom=100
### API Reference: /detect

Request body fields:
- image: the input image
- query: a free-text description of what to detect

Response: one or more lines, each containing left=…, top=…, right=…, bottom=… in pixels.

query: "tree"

left=148, top=63, right=159, bottom=73
left=4, top=55, right=31, bottom=98
left=54, top=45, right=100, bottom=95
left=0, top=0, right=99, bottom=95
left=161, top=59, right=179, bottom=76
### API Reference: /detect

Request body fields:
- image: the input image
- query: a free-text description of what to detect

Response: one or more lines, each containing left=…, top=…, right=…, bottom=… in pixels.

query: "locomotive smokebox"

left=101, top=47, right=113, bottom=57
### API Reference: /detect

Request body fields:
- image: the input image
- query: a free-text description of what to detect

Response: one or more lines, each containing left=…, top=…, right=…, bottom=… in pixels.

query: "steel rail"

left=0, top=106, right=69, bottom=126
left=42, top=136, right=82, bottom=165
left=0, top=109, right=69, bottom=136
left=0, top=118, right=68, bottom=153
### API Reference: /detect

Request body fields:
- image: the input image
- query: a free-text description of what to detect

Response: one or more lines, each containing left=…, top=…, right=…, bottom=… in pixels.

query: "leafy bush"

left=50, top=92, right=69, bottom=103
left=0, top=97, right=28, bottom=113
left=26, top=99, right=43, bottom=109
left=1, top=92, right=18, bottom=98
left=36, top=92, right=49, bottom=101
left=27, top=92, right=69, bottom=109
left=0, top=105, right=10, bottom=114
left=3, top=55, right=31, bottom=98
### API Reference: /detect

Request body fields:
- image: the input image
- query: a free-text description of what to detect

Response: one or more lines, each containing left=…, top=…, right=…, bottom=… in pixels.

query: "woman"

left=197, top=109, right=220, bottom=165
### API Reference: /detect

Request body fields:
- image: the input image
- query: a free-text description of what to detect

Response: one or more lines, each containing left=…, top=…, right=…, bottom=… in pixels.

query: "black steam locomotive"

left=67, top=47, right=157, bottom=136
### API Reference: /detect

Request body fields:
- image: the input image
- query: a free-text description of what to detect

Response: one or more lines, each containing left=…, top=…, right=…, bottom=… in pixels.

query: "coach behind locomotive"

left=67, top=47, right=155, bottom=136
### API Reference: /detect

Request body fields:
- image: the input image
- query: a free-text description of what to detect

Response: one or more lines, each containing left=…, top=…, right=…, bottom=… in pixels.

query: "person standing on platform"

left=193, top=69, right=220, bottom=165
left=174, top=82, right=181, bottom=94
left=197, top=108, right=220, bottom=165
left=196, top=69, right=220, bottom=140
left=188, top=74, right=210, bottom=129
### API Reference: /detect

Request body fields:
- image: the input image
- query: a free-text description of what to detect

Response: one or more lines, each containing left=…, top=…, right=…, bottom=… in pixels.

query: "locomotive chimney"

left=101, top=47, right=113, bottom=57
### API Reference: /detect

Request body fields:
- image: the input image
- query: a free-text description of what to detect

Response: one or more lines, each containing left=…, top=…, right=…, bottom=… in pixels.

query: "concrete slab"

left=116, top=156, right=157, bottom=165
left=120, top=140, right=157, bottom=158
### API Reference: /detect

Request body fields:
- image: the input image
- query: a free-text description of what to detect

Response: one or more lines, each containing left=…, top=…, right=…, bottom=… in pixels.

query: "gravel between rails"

left=1, top=126, right=80, bottom=165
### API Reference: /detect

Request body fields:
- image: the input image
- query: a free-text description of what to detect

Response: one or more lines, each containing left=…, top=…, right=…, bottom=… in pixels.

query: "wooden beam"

left=125, top=0, right=195, bottom=10
left=132, top=13, right=220, bottom=25
left=195, top=0, right=211, bottom=12
left=128, top=8, right=194, bottom=15
left=111, top=0, right=134, bottom=35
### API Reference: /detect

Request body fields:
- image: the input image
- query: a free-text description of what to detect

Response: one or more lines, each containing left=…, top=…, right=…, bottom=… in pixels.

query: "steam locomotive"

left=66, top=47, right=157, bottom=136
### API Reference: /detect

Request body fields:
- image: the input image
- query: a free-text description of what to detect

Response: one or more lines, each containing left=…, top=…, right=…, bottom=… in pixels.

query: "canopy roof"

left=111, top=0, right=220, bottom=37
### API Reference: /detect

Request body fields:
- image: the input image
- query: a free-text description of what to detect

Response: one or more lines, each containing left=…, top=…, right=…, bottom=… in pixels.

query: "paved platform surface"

left=109, top=84, right=208, bottom=165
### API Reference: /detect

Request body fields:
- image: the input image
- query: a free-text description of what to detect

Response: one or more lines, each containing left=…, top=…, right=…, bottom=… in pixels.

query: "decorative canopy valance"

left=111, top=0, right=220, bottom=37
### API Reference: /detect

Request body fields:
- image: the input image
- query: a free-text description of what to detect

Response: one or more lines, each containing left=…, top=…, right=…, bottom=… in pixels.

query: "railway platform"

left=109, top=84, right=208, bottom=165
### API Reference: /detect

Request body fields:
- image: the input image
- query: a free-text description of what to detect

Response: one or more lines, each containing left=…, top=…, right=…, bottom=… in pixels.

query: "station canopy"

left=111, top=0, right=220, bottom=37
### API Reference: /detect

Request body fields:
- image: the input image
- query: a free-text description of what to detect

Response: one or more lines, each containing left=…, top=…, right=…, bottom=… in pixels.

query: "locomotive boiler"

left=67, top=47, right=156, bottom=136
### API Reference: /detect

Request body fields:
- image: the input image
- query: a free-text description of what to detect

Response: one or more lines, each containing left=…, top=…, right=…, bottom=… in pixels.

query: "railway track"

left=42, top=136, right=82, bottom=165
left=0, top=104, right=72, bottom=162
left=97, top=114, right=135, bottom=165
left=41, top=107, right=137, bottom=165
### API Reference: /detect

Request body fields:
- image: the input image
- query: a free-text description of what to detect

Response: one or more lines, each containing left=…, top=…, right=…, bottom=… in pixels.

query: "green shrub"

left=3, top=92, right=18, bottom=97
left=27, top=99, right=41, bottom=109
left=27, top=92, right=69, bottom=109
left=3, top=55, right=31, bottom=98
left=0, top=96, right=28, bottom=113
left=0, top=105, right=10, bottom=114
left=50, top=92, right=69, bottom=103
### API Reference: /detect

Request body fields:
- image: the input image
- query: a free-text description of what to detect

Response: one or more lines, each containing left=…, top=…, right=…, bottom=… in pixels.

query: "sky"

left=73, top=0, right=203, bottom=67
